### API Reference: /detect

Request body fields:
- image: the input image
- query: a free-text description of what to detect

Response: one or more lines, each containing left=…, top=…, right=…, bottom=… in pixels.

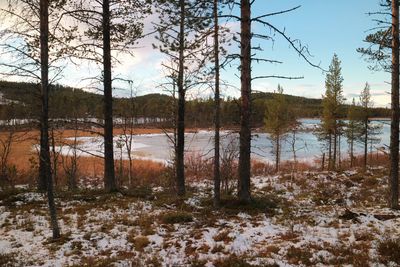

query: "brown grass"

left=0, top=127, right=168, bottom=187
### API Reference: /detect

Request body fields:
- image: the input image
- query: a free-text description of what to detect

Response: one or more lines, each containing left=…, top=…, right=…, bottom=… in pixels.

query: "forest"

left=0, top=80, right=391, bottom=126
left=0, top=0, right=400, bottom=266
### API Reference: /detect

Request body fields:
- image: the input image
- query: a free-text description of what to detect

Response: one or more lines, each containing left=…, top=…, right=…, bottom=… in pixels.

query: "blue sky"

left=54, top=1, right=392, bottom=106
left=246, top=0, right=391, bottom=107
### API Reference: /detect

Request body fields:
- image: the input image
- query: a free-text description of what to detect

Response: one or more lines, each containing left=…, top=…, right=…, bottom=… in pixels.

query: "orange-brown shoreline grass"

left=1, top=127, right=391, bottom=188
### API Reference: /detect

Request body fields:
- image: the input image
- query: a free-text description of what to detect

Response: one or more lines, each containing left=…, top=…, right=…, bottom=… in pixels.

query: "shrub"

left=377, top=238, right=400, bottom=265
left=161, top=211, right=193, bottom=224
left=286, top=246, right=313, bottom=266
left=133, top=236, right=150, bottom=252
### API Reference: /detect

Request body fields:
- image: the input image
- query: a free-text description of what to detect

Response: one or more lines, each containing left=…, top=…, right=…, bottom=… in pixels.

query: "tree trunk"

left=176, top=0, right=186, bottom=197
left=328, top=132, right=332, bottom=170
left=51, top=128, right=57, bottom=187
left=364, top=118, right=368, bottom=171
left=238, top=0, right=252, bottom=204
left=102, top=0, right=117, bottom=192
left=390, top=0, right=399, bottom=209
left=333, top=127, right=337, bottom=170
left=238, top=0, right=251, bottom=203
left=350, top=131, right=354, bottom=168
left=338, top=133, right=341, bottom=169
left=213, top=0, right=221, bottom=207
left=275, top=134, right=280, bottom=173
left=40, top=0, right=60, bottom=239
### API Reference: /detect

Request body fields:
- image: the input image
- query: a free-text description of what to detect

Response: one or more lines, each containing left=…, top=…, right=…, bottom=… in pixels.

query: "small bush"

left=133, top=236, right=150, bottom=252
left=286, top=246, right=313, bottom=266
left=219, top=195, right=281, bottom=216
left=0, top=253, right=21, bottom=267
left=213, top=255, right=274, bottom=267
left=134, top=215, right=155, bottom=235
left=378, top=238, right=400, bottom=265
left=213, top=230, right=233, bottom=243
left=122, top=186, right=153, bottom=199
left=161, top=211, right=193, bottom=224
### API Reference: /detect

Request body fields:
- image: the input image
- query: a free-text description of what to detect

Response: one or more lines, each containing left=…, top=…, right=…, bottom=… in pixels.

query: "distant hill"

left=0, top=80, right=390, bottom=127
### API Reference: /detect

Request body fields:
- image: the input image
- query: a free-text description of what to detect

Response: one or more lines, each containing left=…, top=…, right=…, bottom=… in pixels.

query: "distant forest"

left=0, top=80, right=390, bottom=127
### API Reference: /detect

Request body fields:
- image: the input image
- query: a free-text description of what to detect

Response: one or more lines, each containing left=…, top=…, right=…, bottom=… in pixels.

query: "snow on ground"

left=1, top=167, right=400, bottom=266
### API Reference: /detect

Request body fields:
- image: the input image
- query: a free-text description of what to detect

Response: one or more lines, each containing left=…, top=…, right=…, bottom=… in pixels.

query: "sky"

left=0, top=0, right=393, bottom=107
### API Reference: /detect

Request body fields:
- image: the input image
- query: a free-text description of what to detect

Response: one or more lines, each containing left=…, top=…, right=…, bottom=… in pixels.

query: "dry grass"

left=251, top=160, right=316, bottom=176
left=0, top=127, right=169, bottom=188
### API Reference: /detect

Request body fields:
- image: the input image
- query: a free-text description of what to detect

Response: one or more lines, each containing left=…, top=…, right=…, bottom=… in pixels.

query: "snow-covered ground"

left=1, top=167, right=400, bottom=266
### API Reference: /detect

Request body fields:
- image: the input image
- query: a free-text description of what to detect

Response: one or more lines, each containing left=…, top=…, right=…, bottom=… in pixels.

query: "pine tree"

left=264, top=85, right=296, bottom=172
left=66, top=0, right=151, bottom=192
left=40, top=0, right=60, bottom=239
left=213, top=0, right=221, bottom=207
left=238, top=0, right=252, bottom=204
left=389, top=0, right=399, bottom=209
left=359, top=82, right=382, bottom=170
left=153, top=0, right=212, bottom=197
left=320, top=54, right=345, bottom=170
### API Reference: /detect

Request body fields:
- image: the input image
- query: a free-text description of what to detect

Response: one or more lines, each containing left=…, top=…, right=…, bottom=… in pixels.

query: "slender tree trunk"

left=338, top=133, right=341, bottom=169
left=213, top=0, right=221, bottom=207
left=176, top=0, right=186, bottom=197
left=364, top=118, right=368, bottom=171
left=238, top=0, right=252, bottom=203
left=40, top=0, right=60, bottom=239
left=350, top=131, right=354, bottom=168
left=390, top=0, right=399, bottom=209
left=328, top=132, right=332, bottom=170
left=275, top=134, right=280, bottom=173
left=51, top=127, right=57, bottom=187
left=38, top=95, right=47, bottom=191
left=333, top=127, right=337, bottom=169
left=103, top=0, right=117, bottom=192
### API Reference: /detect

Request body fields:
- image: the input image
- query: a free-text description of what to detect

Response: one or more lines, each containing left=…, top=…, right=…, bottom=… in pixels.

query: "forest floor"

left=1, top=166, right=400, bottom=266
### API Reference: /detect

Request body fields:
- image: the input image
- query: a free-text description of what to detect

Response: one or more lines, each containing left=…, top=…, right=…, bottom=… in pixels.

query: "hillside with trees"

left=0, top=80, right=390, bottom=126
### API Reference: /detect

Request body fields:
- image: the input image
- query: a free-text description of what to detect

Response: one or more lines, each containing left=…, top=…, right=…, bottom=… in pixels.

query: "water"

left=58, top=119, right=391, bottom=164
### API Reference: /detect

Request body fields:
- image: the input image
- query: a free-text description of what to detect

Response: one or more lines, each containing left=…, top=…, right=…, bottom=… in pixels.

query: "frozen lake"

left=57, top=119, right=391, bottom=164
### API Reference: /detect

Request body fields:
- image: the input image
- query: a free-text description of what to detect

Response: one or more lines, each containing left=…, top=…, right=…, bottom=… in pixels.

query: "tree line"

left=0, top=80, right=391, bottom=125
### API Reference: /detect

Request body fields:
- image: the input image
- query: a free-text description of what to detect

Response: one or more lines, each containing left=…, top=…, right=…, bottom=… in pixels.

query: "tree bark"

left=40, top=0, right=60, bottom=239
left=328, top=132, right=332, bottom=170
left=103, top=0, right=117, bottom=192
left=364, top=118, right=368, bottom=171
left=333, top=127, right=337, bottom=169
left=176, top=0, right=186, bottom=197
left=338, top=133, right=341, bottom=169
left=390, top=0, right=399, bottom=209
left=213, top=0, right=221, bottom=207
left=238, top=0, right=252, bottom=204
